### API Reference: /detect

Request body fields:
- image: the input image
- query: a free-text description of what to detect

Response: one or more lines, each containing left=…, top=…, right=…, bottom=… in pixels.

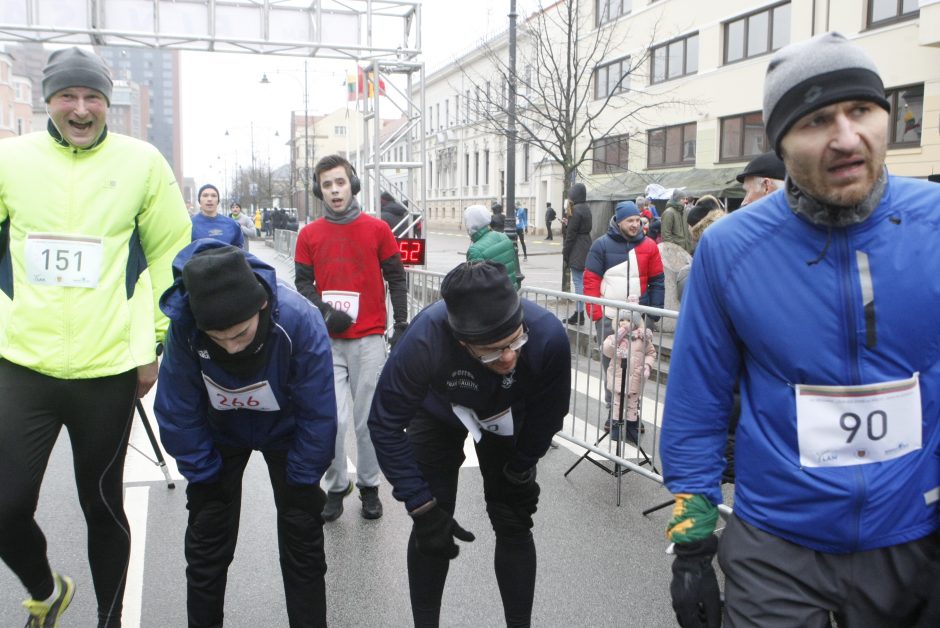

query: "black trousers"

left=516, top=229, right=528, bottom=257
left=0, top=359, right=136, bottom=628
left=406, top=415, right=537, bottom=628
left=719, top=515, right=940, bottom=628
left=184, top=446, right=327, bottom=628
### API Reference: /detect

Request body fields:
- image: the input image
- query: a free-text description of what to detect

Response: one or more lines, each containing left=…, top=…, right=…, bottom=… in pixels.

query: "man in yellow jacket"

left=0, top=47, right=191, bottom=628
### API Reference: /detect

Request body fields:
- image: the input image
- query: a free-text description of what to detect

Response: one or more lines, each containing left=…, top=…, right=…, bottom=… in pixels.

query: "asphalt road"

left=0, top=236, right=686, bottom=628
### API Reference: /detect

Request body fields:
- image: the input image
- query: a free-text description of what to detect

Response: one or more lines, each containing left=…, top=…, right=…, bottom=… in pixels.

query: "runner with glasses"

left=368, top=260, right=571, bottom=627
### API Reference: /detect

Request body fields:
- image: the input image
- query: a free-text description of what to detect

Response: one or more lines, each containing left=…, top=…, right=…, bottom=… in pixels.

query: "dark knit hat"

left=42, top=47, right=113, bottom=105
left=197, top=184, right=220, bottom=201
left=182, top=246, right=268, bottom=331
left=441, top=261, right=523, bottom=344
left=687, top=204, right=711, bottom=228
left=614, top=201, right=640, bottom=223
left=736, top=151, right=786, bottom=183
left=763, top=32, right=889, bottom=155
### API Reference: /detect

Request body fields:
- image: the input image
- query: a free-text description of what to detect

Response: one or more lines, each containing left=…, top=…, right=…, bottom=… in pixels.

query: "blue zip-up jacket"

left=661, top=175, right=940, bottom=553
left=368, top=299, right=571, bottom=511
left=154, top=239, right=337, bottom=486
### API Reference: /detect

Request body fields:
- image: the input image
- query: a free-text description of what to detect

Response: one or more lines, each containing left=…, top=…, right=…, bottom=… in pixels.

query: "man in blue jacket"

left=154, top=241, right=337, bottom=628
left=369, top=260, right=570, bottom=627
left=661, top=32, right=940, bottom=627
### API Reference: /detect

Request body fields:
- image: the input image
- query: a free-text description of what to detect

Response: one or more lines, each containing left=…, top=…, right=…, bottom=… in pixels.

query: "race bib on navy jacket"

left=154, top=240, right=338, bottom=487
left=368, top=299, right=571, bottom=511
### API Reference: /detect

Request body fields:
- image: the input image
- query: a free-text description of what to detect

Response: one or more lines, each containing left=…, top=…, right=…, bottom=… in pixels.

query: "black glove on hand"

left=283, top=482, right=326, bottom=516
left=323, top=307, right=354, bottom=335
left=185, top=481, right=228, bottom=512
left=412, top=504, right=475, bottom=559
left=389, top=322, right=409, bottom=348
left=502, top=463, right=540, bottom=516
left=671, top=535, right=722, bottom=628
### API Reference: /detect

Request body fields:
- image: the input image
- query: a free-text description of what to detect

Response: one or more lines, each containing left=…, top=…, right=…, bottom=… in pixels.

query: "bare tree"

left=456, top=0, right=685, bottom=289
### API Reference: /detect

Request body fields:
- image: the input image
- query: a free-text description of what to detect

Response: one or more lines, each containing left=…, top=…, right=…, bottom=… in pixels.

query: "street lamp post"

left=261, top=60, right=311, bottom=225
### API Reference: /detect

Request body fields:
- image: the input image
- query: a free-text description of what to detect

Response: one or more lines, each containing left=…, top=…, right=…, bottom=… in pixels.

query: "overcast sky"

left=181, top=0, right=539, bottom=188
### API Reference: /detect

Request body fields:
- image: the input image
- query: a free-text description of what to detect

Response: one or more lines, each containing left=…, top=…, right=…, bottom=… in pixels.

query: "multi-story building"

left=0, top=50, right=34, bottom=139
left=96, top=46, right=183, bottom=183
left=108, top=79, right=150, bottom=140
left=417, top=0, right=940, bottom=229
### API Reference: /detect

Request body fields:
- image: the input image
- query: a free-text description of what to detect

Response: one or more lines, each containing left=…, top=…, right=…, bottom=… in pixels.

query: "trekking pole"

left=135, top=400, right=176, bottom=489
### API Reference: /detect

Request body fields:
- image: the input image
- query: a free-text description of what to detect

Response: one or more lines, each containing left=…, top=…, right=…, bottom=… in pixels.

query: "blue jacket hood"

left=160, top=238, right=278, bottom=324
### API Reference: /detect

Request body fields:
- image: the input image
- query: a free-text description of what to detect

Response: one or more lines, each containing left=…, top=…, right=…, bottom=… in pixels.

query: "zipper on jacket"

left=836, top=230, right=865, bottom=551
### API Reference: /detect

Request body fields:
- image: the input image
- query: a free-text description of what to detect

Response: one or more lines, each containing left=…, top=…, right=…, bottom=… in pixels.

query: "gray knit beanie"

left=763, top=32, right=888, bottom=155
left=42, top=47, right=113, bottom=105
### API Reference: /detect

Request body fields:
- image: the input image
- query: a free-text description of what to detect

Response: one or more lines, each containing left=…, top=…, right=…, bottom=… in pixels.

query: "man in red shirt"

left=294, top=154, right=409, bottom=521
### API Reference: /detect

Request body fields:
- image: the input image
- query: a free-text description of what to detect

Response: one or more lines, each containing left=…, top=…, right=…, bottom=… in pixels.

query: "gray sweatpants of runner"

left=718, top=515, right=940, bottom=627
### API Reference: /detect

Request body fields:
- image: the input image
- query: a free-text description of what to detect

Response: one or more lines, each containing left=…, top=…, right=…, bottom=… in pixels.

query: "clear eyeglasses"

left=470, top=332, right=529, bottom=364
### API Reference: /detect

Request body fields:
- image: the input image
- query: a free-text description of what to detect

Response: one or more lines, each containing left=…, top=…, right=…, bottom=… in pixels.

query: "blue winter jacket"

left=368, top=299, right=571, bottom=511
left=661, top=175, right=940, bottom=553
left=154, top=239, right=337, bottom=486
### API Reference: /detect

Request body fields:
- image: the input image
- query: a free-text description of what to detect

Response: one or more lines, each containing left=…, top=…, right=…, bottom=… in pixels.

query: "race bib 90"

left=25, top=234, right=103, bottom=288
left=796, top=373, right=921, bottom=468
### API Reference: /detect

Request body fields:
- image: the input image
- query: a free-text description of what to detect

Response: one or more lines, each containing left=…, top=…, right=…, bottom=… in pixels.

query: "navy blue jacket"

left=368, top=299, right=571, bottom=510
left=154, top=239, right=337, bottom=486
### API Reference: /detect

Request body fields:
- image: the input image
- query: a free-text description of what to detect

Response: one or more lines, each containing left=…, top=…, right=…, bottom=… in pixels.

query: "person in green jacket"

left=463, top=205, right=521, bottom=289
left=0, top=47, right=191, bottom=628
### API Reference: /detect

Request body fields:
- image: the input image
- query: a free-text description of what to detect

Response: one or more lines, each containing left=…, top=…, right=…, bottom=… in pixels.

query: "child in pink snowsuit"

left=602, top=305, right=657, bottom=440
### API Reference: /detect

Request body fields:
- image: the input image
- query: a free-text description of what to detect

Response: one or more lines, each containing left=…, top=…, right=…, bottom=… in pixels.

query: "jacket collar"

left=47, top=118, right=109, bottom=151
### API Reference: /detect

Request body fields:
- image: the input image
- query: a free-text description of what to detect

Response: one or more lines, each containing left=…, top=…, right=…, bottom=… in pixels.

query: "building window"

left=465, top=153, right=470, bottom=185
left=886, top=84, right=923, bottom=147
left=719, top=112, right=767, bottom=161
left=523, top=144, right=531, bottom=182
left=445, top=100, right=450, bottom=127
left=647, top=123, right=696, bottom=168
left=724, top=2, right=790, bottom=64
left=334, top=126, right=346, bottom=136
left=592, top=133, right=630, bottom=174
left=596, top=0, right=632, bottom=26
left=594, top=56, right=631, bottom=99
left=651, top=33, right=699, bottom=84
left=868, top=0, right=919, bottom=27
left=484, top=150, right=490, bottom=185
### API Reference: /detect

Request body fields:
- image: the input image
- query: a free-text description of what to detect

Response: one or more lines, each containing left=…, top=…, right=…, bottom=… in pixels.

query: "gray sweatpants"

left=718, top=515, right=940, bottom=628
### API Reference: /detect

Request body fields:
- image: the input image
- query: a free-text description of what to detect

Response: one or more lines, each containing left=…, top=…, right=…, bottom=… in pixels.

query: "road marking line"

left=124, top=486, right=149, bottom=627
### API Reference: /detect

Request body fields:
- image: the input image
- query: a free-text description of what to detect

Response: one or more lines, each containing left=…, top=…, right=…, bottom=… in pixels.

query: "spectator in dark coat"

left=562, top=183, right=593, bottom=325
left=490, top=202, right=506, bottom=233
left=380, top=192, right=409, bottom=236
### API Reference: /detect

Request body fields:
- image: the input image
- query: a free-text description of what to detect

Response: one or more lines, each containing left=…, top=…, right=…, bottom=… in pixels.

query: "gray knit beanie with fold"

left=763, top=32, right=889, bottom=155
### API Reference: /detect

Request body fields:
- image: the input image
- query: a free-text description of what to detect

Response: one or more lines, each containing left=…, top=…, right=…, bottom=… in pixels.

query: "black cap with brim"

left=736, top=151, right=787, bottom=183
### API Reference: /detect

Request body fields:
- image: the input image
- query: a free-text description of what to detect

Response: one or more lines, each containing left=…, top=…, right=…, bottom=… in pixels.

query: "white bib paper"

left=25, top=234, right=103, bottom=288
left=795, top=373, right=921, bottom=468
left=322, top=290, right=360, bottom=322
left=451, top=404, right=514, bottom=443
left=203, top=374, right=281, bottom=412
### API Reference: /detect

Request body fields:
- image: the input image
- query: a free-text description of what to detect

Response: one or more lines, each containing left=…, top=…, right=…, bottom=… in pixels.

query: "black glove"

left=323, top=307, right=354, bottom=335
left=502, top=463, right=540, bottom=516
left=412, top=503, right=475, bottom=559
left=389, top=322, right=409, bottom=348
left=671, top=535, right=722, bottom=628
left=282, top=482, right=326, bottom=516
left=185, top=480, right=228, bottom=512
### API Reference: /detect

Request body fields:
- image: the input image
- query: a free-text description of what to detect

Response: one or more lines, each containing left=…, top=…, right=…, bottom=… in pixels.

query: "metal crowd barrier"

left=400, top=268, right=681, bottom=507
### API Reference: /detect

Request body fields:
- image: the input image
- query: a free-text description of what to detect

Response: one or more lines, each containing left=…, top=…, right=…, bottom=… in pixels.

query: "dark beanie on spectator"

left=687, top=204, right=711, bottom=228
left=441, top=261, right=523, bottom=344
left=763, top=32, right=889, bottom=155
left=197, top=183, right=220, bottom=200
left=614, top=200, right=640, bottom=222
left=42, top=47, right=114, bottom=105
left=182, top=246, right=267, bottom=331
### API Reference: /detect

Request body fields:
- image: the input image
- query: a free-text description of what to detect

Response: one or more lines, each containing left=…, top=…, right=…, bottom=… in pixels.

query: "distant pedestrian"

left=463, top=205, right=521, bottom=289
left=514, top=201, right=529, bottom=261
left=192, top=184, right=245, bottom=249
left=562, top=183, right=592, bottom=326
left=544, top=202, right=556, bottom=240
left=490, top=202, right=506, bottom=233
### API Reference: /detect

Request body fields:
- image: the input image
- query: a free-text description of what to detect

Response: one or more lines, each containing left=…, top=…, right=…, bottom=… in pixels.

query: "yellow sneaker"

left=22, top=572, right=74, bottom=628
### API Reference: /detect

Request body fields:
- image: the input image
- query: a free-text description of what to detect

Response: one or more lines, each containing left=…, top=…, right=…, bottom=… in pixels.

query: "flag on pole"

left=346, top=66, right=386, bottom=101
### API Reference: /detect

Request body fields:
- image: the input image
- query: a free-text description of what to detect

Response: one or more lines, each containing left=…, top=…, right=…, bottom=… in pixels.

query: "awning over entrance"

left=585, top=166, right=745, bottom=202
